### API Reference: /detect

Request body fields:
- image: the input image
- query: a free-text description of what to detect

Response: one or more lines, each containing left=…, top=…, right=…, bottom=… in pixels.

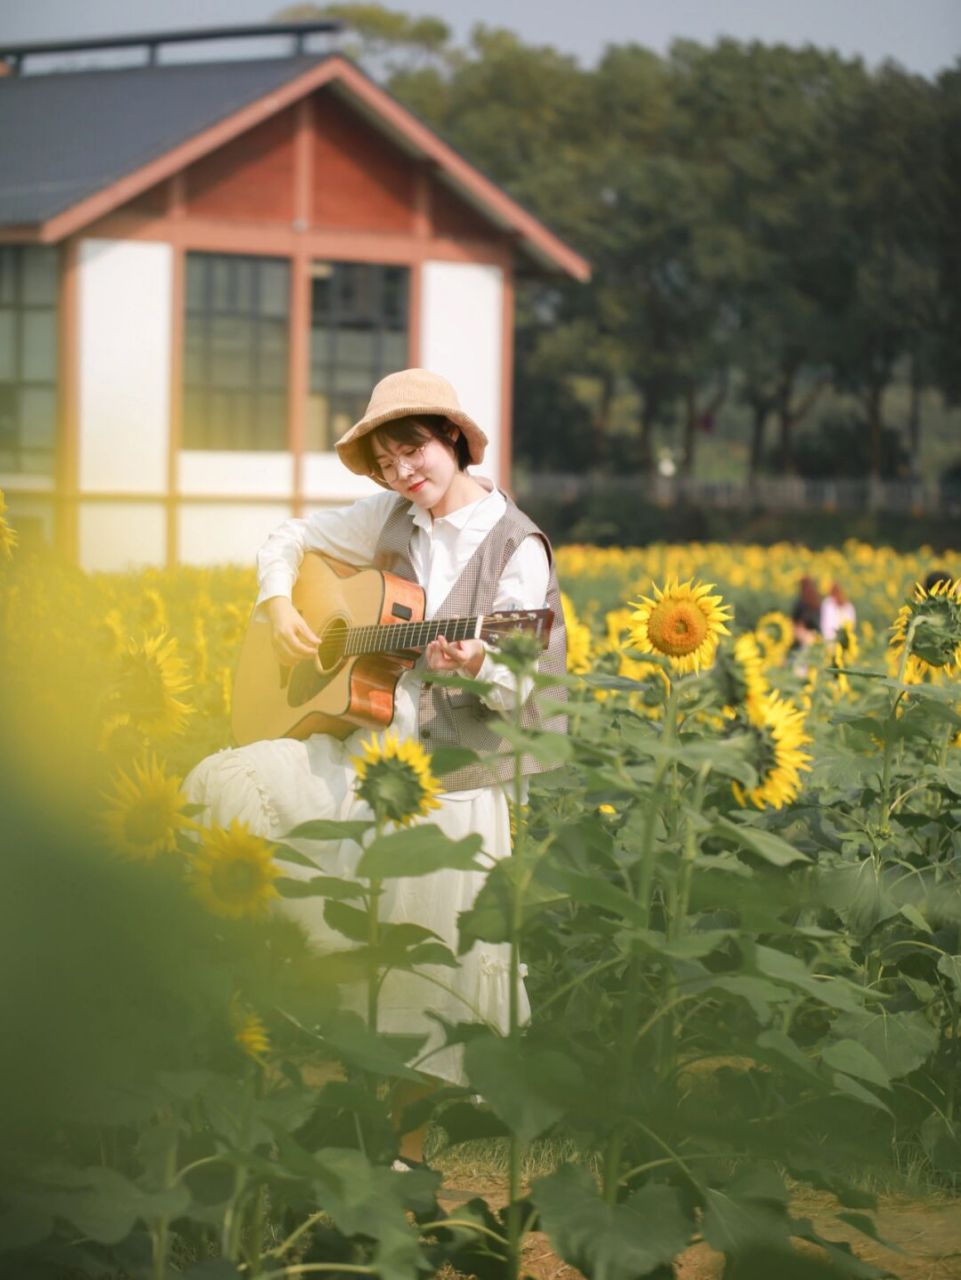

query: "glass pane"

left=0, top=311, right=15, bottom=379
left=331, top=392, right=366, bottom=442
left=185, top=256, right=206, bottom=312
left=258, top=260, right=289, bottom=317
left=335, top=329, right=375, bottom=366
left=22, top=247, right=58, bottom=305
left=382, top=267, right=408, bottom=326
left=22, top=310, right=57, bottom=381
left=311, top=271, right=331, bottom=320
left=333, top=363, right=373, bottom=395
left=0, top=248, right=17, bottom=305
left=20, top=445, right=55, bottom=476
left=306, top=393, right=329, bottom=451
left=337, top=265, right=376, bottom=323
left=208, top=389, right=234, bottom=449
left=209, top=315, right=251, bottom=385
left=257, top=392, right=287, bottom=450
left=0, top=384, right=17, bottom=447
left=183, top=332, right=205, bottom=384
left=20, top=386, right=57, bottom=449
left=258, top=317, right=288, bottom=390
left=233, top=259, right=253, bottom=313
left=310, top=327, right=332, bottom=371
left=211, top=257, right=234, bottom=311
left=382, top=331, right=407, bottom=369
left=182, top=389, right=205, bottom=448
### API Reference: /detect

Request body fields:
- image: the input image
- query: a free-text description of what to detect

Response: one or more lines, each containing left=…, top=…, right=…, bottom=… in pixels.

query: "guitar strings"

left=344, top=616, right=480, bottom=656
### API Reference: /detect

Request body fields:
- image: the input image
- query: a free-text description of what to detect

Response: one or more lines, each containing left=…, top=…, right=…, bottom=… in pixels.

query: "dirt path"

left=436, top=1180, right=961, bottom=1279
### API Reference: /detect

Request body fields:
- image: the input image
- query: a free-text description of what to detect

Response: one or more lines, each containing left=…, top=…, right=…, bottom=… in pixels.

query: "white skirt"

left=183, top=724, right=529, bottom=1084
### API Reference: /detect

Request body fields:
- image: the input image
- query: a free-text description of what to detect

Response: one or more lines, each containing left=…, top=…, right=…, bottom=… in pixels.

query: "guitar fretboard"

left=343, top=615, right=480, bottom=657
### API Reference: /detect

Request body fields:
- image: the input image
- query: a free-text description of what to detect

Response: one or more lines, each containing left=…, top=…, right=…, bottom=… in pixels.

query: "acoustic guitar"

left=231, top=551, right=554, bottom=745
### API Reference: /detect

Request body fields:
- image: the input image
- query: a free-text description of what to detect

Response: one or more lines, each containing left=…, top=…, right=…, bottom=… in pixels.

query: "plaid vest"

left=372, top=493, right=568, bottom=792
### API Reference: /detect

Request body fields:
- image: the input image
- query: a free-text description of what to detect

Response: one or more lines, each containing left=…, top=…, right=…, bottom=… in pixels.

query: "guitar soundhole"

left=318, top=617, right=348, bottom=672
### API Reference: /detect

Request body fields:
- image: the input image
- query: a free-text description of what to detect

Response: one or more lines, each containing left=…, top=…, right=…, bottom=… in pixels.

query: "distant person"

left=790, top=576, right=821, bottom=650
left=820, top=583, right=856, bottom=643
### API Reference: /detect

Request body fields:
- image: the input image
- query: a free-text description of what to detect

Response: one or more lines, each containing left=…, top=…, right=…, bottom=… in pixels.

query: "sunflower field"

left=2, top=506, right=961, bottom=1280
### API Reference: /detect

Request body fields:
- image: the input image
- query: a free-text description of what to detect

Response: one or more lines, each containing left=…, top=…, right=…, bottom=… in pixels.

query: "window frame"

left=182, top=251, right=291, bottom=452
left=0, top=244, right=60, bottom=477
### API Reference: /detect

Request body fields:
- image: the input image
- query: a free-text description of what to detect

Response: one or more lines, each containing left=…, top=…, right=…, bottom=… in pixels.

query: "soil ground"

left=433, top=1166, right=961, bottom=1280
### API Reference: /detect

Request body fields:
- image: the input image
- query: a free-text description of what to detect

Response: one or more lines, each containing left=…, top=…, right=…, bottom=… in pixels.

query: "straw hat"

left=335, top=368, right=488, bottom=477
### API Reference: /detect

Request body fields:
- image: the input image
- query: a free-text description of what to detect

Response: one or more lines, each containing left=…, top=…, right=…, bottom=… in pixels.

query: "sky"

left=2, top=0, right=959, bottom=80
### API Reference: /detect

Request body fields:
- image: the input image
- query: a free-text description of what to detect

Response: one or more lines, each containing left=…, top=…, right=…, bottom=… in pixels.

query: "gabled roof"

left=0, top=54, right=589, bottom=280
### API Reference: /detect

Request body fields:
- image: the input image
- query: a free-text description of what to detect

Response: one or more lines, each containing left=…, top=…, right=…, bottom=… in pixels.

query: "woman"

left=820, top=582, right=856, bottom=643
left=185, top=368, right=566, bottom=1100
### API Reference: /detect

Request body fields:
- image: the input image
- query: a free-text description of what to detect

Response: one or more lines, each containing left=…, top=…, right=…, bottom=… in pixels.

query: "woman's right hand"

left=265, top=596, right=320, bottom=665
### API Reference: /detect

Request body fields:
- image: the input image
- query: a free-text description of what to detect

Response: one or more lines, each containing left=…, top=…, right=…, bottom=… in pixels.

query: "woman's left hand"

left=425, top=636, right=485, bottom=676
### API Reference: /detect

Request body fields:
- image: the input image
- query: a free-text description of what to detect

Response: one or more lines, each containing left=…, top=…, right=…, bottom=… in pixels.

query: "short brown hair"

left=361, top=414, right=471, bottom=479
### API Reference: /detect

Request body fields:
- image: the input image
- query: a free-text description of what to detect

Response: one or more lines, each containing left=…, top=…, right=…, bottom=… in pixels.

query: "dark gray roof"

left=0, top=56, right=330, bottom=228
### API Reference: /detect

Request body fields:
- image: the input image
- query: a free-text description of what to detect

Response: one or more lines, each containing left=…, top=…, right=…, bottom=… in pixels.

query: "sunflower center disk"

left=649, top=601, right=708, bottom=656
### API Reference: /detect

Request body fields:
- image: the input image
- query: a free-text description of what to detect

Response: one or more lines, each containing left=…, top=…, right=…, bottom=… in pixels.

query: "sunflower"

left=561, top=591, right=593, bottom=674
left=140, top=588, right=168, bottom=632
left=192, top=821, right=280, bottom=919
left=351, top=730, right=442, bottom=827
left=829, top=623, right=860, bottom=699
left=230, top=997, right=271, bottom=1061
left=754, top=611, right=794, bottom=668
left=97, top=608, right=127, bottom=659
left=0, top=489, right=18, bottom=561
left=604, top=607, right=635, bottom=651
left=733, top=691, right=812, bottom=810
left=628, top=579, right=732, bottom=675
left=713, top=632, right=769, bottom=717
left=113, top=632, right=193, bottom=737
left=102, top=755, right=194, bottom=860
left=890, top=577, right=961, bottom=679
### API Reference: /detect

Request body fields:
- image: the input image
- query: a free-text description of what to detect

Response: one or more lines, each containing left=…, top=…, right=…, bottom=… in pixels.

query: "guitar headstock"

left=479, top=608, right=554, bottom=649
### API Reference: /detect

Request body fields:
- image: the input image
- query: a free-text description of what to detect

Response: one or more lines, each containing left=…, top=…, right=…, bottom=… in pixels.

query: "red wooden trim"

left=289, top=98, right=314, bottom=515
left=408, top=259, right=422, bottom=367
left=294, top=96, right=313, bottom=228
left=295, top=63, right=590, bottom=280
left=29, top=56, right=589, bottom=281
left=55, top=237, right=79, bottom=561
left=83, top=211, right=512, bottom=268
left=499, top=253, right=515, bottom=493
left=166, top=245, right=184, bottom=567
left=0, top=227, right=42, bottom=244
left=168, top=172, right=186, bottom=220
left=414, top=162, right=431, bottom=240
left=288, top=248, right=309, bottom=517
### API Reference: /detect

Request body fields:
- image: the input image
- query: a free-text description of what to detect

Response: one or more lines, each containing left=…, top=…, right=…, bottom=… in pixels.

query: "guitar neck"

left=345, top=615, right=481, bottom=657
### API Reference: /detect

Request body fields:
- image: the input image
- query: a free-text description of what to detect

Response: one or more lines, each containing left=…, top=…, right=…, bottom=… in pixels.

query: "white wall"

left=178, top=451, right=293, bottom=496
left=302, top=454, right=380, bottom=502
left=78, top=502, right=166, bottom=572
left=77, top=239, right=171, bottom=495
left=178, top=502, right=292, bottom=567
left=420, top=261, right=503, bottom=486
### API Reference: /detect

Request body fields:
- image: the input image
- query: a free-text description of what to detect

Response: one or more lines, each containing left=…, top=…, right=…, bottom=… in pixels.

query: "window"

left=308, top=262, right=408, bottom=452
left=0, top=246, right=59, bottom=476
left=183, top=253, right=290, bottom=451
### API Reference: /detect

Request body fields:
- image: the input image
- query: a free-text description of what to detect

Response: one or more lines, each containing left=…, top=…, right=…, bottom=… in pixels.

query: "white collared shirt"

left=255, top=484, right=550, bottom=711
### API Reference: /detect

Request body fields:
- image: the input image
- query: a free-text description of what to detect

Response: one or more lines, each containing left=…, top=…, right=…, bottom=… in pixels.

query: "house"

left=0, top=23, right=589, bottom=570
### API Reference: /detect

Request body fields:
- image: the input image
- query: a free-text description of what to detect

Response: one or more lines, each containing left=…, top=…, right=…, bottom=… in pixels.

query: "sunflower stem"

left=505, top=652, right=535, bottom=1280
left=603, top=677, right=681, bottom=1206
left=150, top=1125, right=178, bottom=1280
left=880, top=618, right=918, bottom=835
left=222, top=1067, right=256, bottom=1260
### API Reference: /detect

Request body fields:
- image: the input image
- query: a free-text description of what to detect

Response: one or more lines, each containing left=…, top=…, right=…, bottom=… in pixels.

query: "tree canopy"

left=278, top=4, right=961, bottom=482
